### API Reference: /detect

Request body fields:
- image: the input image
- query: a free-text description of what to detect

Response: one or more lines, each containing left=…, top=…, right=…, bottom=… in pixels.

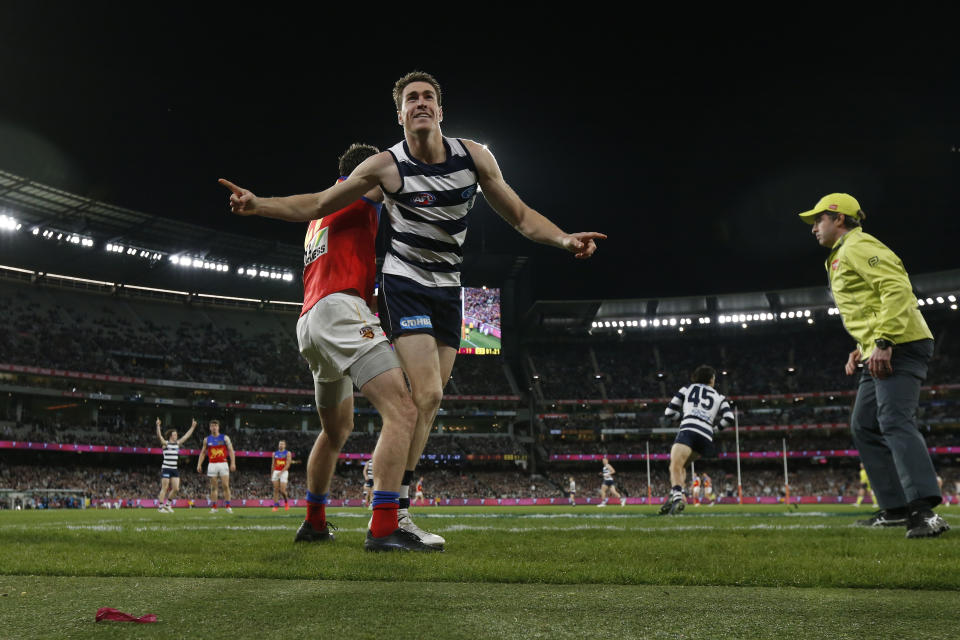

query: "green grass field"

left=2, top=505, right=958, bottom=639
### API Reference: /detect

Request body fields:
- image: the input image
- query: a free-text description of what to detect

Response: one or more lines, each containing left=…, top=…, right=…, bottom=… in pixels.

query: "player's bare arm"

left=463, top=140, right=606, bottom=259
left=156, top=418, right=166, bottom=446
left=196, top=442, right=207, bottom=472
left=226, top=436, right=237, bottom=472
left=219, top=152, right=396, bottom=222
left=178, top=419, right=198, bottom=445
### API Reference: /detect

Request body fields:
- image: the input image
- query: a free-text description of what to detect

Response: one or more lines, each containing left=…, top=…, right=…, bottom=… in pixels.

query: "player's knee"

left=412, top=386, right=443, bottom=413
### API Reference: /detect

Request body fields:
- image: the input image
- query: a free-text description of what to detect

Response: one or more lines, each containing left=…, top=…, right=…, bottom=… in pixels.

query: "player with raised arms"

left=271, top=440, right=292, bottom=512
left=197, top=419, right=236, bottom=513
left=660, top=365, right=734, bottom=515
left=155, top=417, right=197, bottom=513
left=220, top=71, right=605, bottom=547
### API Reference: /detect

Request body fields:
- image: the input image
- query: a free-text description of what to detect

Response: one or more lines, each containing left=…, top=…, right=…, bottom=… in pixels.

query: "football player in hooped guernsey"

left=271, top=440, right=293, bottom=512
left=220, top=71, right=606, bottom=549
left=197, top=419, right=236, bottom=513
left=222, top=144, right=430, bottom=551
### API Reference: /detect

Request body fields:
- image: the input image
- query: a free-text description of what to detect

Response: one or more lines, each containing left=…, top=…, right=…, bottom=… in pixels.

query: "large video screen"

left=459, top=287, right=501, bottom=355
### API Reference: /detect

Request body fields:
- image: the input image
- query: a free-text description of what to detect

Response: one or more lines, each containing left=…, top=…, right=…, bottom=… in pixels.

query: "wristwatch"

left=874, top=339, right=893, bottom=350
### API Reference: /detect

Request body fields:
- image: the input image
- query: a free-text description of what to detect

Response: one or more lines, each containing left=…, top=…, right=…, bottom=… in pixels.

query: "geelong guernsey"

left=301, top=177, right=382, bottom=315
left=381, top=137, right=479, bottom=288
left=664, top=383, right=735, bottom=442
left=161, top=442, right=179, bottom=470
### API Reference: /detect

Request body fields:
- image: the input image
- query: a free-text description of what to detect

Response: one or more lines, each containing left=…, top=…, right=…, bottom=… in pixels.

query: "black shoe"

left=854, top=510, right=908, bottom=527
left=294, top=520, right=336, bottom=542
left=906, top=510, right=950, bottom=539
left=658, top=501, right=672, bottom=515
left=668, top=498, right=685, bottom=515
left=364, top=528, right=443, bottom=552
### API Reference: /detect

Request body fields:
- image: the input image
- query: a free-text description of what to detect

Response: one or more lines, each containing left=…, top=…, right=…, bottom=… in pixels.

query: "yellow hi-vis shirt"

left=826, top=227, right=932, bottom=359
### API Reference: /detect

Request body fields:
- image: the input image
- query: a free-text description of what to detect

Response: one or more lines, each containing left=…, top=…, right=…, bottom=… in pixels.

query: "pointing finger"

left=218, top=178, right=244, bottom=196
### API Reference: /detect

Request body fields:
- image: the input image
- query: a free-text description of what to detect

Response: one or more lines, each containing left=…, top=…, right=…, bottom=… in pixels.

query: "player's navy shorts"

left=603, top=479, right=615, bottom=487
left=674, top=428, right=716, bottom=458
left=161, top=468, right=180, bottom=479
left=378, top=273, right=461, bottom=349
left=365, top=479, right=374, bottom=488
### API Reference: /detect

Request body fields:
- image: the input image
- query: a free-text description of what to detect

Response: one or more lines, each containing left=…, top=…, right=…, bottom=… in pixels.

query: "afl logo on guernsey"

left=410, top=193, right=437, bottom=206
left=461, top=185, right=477, bottom=200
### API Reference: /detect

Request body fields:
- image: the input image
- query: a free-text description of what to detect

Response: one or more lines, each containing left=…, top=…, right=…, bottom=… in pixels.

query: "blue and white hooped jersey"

left=364, top=460, right=374, bottom=481
left=161, top=442, right=179, bottom=470
left=664, top=383, right=734, bottom=442
left=602, top=464, right=614, bottom=481
left=381, top=137, right=479, bottom=288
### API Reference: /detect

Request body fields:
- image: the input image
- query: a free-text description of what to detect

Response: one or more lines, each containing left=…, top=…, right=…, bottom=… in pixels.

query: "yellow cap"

left=798, top=193, right=863, bottom=224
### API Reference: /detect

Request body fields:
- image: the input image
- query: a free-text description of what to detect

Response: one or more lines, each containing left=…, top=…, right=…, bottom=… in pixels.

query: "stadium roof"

left=523, top=269, right=960, bottom=336
left=0, top=168, right=300, bottom=268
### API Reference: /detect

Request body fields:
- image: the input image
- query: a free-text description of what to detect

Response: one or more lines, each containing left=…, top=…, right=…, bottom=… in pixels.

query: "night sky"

left=1, top=7, right=957, bottom=301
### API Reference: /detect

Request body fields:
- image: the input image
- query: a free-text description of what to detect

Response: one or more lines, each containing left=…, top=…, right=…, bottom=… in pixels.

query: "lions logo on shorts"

left=359, top=325, right=376, bottom=339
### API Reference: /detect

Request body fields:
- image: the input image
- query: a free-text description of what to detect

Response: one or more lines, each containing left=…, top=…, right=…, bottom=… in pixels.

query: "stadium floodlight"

left=952, top=304, right=958, bottom=310
left=652, top=319, right=660, bottom=327
left=679, top=326, right=685, bottom=332
left=0, top=214, right=20, bottom=231
left=936, top=297, right=945, bottom=304
left=640, top=319, right=647, bottom=328
left=32, top=228, right=39, bottom=235
left=949, top=295, right=957, bottom=303
left=804, top=310, right=811, bottom=318
left=780, top=312, right=787, bottom=319
left=925, top=298, right=934, bottom=305
left=788, top=311, right=796, bottom=318
left=283, top=273, right=293, bottom=282
left=807, top=318, right=814, bottom=324
left=918, top=299, right=926, bottom=306
left=741, top=323, right=748, bottom=329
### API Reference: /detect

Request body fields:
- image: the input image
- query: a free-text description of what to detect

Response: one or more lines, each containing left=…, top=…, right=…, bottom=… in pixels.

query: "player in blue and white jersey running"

left=222, top=71, right=606, bottom=549
left=155, top=417, right=197, bottom=513
left=598, top=457, right=626, bottom=507
left=660, top=365, right=734, bottom=515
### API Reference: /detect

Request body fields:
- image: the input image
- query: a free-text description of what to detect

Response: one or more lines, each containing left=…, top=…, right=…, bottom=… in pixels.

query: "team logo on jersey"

left=399, top=315, right=433, bottom=330
left=461, top=185, right=477, bottom=199
left=831, top=259, right=840, bottom=271
left=410, top=192, right=437, bottom=206
left=303, top=222, right=328, bottom=265
left=868, top=256, right=879, bottom=267
left=359, top=325, right=376, bottom=339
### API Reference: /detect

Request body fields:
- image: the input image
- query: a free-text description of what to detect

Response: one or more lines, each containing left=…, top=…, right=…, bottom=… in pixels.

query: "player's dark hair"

left=691, top=365, right=716, bottom=385
left=338, top=143, right=379, bottom=176
left=165, top=429, right=177, bottom=441
left=209, top=419, right=220, bottom=426
left=826, top=211, right=862, bottom=229
left=393, top=70, right=442, bottom=111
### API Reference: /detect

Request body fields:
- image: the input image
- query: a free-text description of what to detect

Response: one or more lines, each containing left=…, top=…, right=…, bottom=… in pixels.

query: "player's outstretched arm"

left=464, top=140, right=606, bottom=259
left=218, top=153, right=393, bottom=223
left=156, top=418, right=165, bottom=445
left=178, top=418, right=198, bottom=444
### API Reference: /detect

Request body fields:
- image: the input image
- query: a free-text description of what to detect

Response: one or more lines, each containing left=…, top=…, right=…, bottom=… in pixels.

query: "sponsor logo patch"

left=828, top=204, right=838, bottom=210
left=359, top=325, right=376, bottom=339
left=410, top=193, right=437, bottom=206
left=399, top=315, right=433, bottom=330
left=868, top=256, right=879, bottom=267
left=831, top=259, right=840, bottom=271
left=461, top=185, right=477, bottom=199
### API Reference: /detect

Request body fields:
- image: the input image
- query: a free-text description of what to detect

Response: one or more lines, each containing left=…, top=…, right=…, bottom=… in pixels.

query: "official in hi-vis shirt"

left=800, top=193, right=946, bottom=538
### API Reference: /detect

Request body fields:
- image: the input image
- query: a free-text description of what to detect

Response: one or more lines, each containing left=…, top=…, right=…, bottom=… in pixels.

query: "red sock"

left=370, top=503, right=398, bottom=538
left=306, top=502, right=326, bottom=530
